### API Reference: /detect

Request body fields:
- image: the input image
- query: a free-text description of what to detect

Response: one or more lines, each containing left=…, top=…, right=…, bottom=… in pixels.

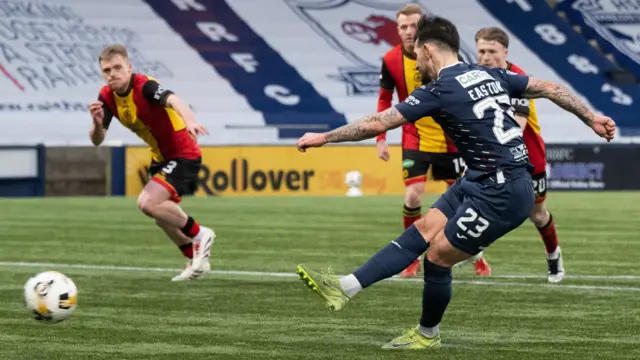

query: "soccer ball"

left=24, top=271, right=78, bottom=323
left=345, top=170, right=362, bottom=188
left=345, top=170, right=363, bottom=197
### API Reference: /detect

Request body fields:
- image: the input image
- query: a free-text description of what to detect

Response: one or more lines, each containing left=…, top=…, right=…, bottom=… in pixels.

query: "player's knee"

left=426, top=248, right=453, bottom=268
left=425, top=238, right=452, bottom=267
left=405, top=187, right=422, bottom=208
left=137, top=197, right=156, bottom=218
left=529, top=205, right=550, bottom=227
left=426, top=230, right=476, bottom=268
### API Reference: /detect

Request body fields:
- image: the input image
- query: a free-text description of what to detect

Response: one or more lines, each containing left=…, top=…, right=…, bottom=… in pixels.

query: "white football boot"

left=547, top=246, right=565, bottom=283
left=171, top=227, right=215, bottom=281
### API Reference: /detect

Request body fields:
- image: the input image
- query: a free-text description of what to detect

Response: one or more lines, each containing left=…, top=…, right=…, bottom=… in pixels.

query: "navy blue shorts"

left=432, top=171, right=535, bottom=255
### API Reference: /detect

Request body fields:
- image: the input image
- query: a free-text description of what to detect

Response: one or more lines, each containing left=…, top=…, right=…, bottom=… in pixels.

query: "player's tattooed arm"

left=522, top=78, right=595, bottom=127
left=325, top=107, right=407, bottom=143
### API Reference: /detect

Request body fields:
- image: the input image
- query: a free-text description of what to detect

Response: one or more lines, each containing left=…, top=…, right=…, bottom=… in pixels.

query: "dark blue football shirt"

left=395, top=62, right=533, bottom=180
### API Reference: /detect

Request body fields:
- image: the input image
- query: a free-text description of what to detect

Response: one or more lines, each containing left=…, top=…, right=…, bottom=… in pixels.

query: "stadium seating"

left=555, top=0, right=640, bottom=82
left=1, top=0, right=639, bottom=146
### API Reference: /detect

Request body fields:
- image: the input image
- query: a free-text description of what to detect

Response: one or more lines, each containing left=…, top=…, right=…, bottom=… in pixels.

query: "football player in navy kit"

left=294, top=15, right=615, bottom=350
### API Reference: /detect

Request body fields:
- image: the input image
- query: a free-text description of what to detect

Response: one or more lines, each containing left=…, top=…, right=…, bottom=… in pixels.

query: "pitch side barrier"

left=1, top=144, right=639, bottom=198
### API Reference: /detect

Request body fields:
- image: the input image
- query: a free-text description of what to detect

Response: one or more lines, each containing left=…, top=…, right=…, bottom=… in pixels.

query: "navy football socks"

left=353, top=225, right=429, bottom=288
left=420, top=259, right=453, bottom=328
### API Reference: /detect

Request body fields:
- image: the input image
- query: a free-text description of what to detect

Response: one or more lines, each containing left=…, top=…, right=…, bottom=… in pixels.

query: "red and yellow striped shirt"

left=99, top=73, right=201, bottom=162
left=376, top=45, right=456, bottom=153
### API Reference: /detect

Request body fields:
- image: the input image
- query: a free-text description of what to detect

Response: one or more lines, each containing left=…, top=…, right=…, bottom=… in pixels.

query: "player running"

left=471, top=27, right=564, bottom=282
left=375, top=4, right=491, bottom=278
left=294, top=15, right=615, bottom=349
left=88, top=45, right=215, bottom=282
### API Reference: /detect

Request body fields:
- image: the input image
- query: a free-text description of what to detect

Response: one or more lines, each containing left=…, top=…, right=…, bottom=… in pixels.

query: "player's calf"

left=531, top=206, right=558, bottom=255
left=156, top=219, right=193, bottom=259
left=403, top=184, right=423, bottom=230
left=529, top=203, right=550, bottom=228
left=387, top=231, right=463, bottom=348
left=530, top=203, right=564, bottom=282
left=419, top=255, right=453, bottom=337
left=400, top=182, right=425, bottom=277
left=404, top=187, right=422, bottom=209
left=353, top=224, right=430, bottom=288
left=401, top=203, right=423, bottom=278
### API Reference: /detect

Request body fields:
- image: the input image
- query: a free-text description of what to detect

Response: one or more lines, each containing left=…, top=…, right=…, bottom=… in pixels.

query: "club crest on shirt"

left=122, top=108, right=134, bottom=123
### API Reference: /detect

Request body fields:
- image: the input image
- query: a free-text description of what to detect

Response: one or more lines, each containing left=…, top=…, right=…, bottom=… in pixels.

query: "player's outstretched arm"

left=296, top=107, right=407, bottom=152
left=165, top=94, right=209, bottom=139
left=327, top=107, right=407, bottom=142
left=521, top=78, right=594, bottom=126
left=522, top=78, right=616, bottom=141
left=165, top=94, right=195, bottom=125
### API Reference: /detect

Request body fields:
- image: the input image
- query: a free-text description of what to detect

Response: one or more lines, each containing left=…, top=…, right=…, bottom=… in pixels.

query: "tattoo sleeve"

left=521, top=78, right=594, bottom=127
left=325, top=107, right=407, bottom=143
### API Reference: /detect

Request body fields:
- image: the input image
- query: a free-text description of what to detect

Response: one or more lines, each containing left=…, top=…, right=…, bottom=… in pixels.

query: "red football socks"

left=537, top=214, right=559, bottom=254
left=178, top=243, right=193, bottom=259
left=181, top=216, right=201, bottom=238
left=403, top=205, right=422, bottom=229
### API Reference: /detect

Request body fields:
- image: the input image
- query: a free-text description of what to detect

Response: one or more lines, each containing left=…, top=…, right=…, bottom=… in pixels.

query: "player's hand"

left=186, top=122, right=209, bottom=140
left=591, top=115, right=616, bottom=142
left=376, top=139, right=390, bottom=161
left=296, top=132, right=328, bottom=152
left=89, top=101, right=104, bottom=126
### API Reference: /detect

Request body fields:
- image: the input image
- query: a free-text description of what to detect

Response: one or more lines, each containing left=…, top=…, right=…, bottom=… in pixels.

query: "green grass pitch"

left=0, top=193, right=639, bottom=359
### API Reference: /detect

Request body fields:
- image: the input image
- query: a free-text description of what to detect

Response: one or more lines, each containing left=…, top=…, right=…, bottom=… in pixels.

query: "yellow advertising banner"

left=125, top=146, right=447, bottom=197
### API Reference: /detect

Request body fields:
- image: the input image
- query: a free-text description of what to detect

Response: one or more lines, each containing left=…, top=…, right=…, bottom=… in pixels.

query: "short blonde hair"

left=99, top=45, right=129, bottom=62
left=475, top=27, right=509, bottom=48
left=396, top=3, right=423, bottom=19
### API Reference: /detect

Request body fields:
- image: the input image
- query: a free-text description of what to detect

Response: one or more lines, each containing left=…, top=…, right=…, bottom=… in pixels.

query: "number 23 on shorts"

left=456, top=208, right=490, bottom=239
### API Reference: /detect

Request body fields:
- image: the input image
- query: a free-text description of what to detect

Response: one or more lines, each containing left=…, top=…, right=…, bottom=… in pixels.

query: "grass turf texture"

left=0, top=193, right=639, bottom=359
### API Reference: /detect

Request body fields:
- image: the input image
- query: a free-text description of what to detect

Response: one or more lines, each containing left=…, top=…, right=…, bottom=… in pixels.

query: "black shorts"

left=402, top=149, right=465, bottom=185
left=149, top=157, right=202, bottom=202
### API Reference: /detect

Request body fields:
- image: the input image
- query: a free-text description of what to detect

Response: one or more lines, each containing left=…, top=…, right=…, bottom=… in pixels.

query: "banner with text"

left=125, top=146, right=450, bottom=197
left=1, top=0, right=626, bottom=145
left=546, top=144, right=640, bottom=190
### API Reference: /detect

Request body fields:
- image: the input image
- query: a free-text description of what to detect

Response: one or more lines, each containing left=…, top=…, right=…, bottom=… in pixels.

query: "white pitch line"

left=2, top=261, right=640, bottom=292
left=3, top=261, right=640, bottom=280
left=475, top=274, right=640, bottom=280
left=450, top=280, right=640, bottom=292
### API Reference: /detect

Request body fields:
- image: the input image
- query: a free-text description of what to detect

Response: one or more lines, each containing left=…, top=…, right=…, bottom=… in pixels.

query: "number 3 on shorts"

left=162, top=160, right=177, bottom=174
left=456, top=208, right=490, bottom=238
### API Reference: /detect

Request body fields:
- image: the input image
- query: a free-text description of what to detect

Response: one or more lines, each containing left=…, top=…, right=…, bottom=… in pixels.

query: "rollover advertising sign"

left=125, top=145, right=450, bottom=197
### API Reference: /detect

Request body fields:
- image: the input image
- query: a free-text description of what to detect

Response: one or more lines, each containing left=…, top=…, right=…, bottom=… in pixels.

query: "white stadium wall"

left=0, top=0, right=638, bottom=146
